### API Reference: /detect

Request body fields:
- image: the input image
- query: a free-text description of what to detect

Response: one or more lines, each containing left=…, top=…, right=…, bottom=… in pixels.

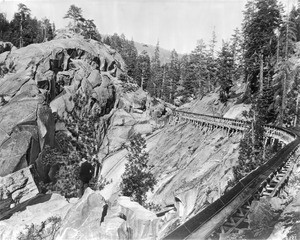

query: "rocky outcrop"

left=268, top=192, right=300, bottom=240
left=0, top=34, right=129, bottom=180
left=0, top=193, right=75, bottom=240
left=97, top=86, right=172, bottom=159
left=267, top=162, right=300, bottom=240
left=55, top=188, right=107, bottom=240
left=0, top=41, right=15, bottom=54
left=56, top=190, right=158, bottom=240
left=0, top=35, right=133, bottom=225
left=1, top=187, right=158, bottom=240
left=146, top=122, right=242, bottom=222
left=0, top=167, right=39, bottom=213
left=116, top=196, right=158, bottom=239
left=246, top=198, right=279, bottom=239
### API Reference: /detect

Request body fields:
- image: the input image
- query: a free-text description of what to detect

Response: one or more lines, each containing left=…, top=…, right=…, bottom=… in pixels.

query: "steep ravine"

left=99, top=111, right=243, bottom=238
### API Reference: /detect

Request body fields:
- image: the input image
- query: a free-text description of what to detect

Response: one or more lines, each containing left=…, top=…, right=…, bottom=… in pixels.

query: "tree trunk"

left=141, top=77, right=144, bottom=90
left=251, top=113, right=256, bottom=162
left=281, top=18, right=290, bottom=126
left=161, top=66, right=166, bottom=99
left=294, top=92, right=300, bottom=127
left=19, top=15, right=23, bottom=48
left=276, top=35, right=280, bottom=66
left=259, top=53, right=264, bottom=95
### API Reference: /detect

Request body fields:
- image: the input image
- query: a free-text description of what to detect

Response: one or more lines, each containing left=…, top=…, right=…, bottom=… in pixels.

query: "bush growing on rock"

left=40, top=93, right=109, bottom=197
left=40, top=134, right=81, bottom=198
left=17, top=216, right=61, bottom=240
left=120, top=133, right=157, bottom=205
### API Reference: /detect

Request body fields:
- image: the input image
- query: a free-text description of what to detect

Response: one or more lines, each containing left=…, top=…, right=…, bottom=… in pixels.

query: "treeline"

left=104, top=30, right=244, bottom=105
left=0, top=3, right=55, bottom=47
left=234, top=0, right=300, bottom=180
left=0, top=4, right=101, bottom=48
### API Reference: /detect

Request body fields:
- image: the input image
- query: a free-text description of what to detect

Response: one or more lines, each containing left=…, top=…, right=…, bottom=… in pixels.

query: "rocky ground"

left=266, top=158, right=300, bottom=240
left=0, top=188, right=158, bottom=240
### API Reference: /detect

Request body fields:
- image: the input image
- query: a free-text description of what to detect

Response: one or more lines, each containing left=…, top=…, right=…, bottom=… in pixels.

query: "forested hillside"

left=134, top=41, right=180, bottom=64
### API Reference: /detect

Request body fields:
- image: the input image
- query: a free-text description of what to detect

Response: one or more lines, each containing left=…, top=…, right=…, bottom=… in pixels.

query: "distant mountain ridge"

left=134, top=41, right=182, bottom=64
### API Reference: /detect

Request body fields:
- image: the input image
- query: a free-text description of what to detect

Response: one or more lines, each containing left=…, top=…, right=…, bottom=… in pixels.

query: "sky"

left=0, top=0, right=297, bottom=54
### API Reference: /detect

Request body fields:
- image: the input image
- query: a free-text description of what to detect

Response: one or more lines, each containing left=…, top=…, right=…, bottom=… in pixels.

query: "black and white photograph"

left=0, top=0, right=300, bottom=239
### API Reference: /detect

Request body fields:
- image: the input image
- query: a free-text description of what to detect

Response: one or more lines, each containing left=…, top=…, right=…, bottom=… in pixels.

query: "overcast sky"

left=0, top=0, right=297, bottom=53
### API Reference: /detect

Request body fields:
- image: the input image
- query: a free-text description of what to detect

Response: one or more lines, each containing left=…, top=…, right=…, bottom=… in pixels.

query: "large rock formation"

left=0, top=33, right=170, bottom=178
left=0, top=188, right=158, bottom=240
left=0, top=193, right=75, bottom=240
left=0, top=36, right=126, bottom=179
left=56, top=190, right=158, bottom=240
left=0, top=34, right=170, bottom=239
left=0, top=167, right=39, bottom=217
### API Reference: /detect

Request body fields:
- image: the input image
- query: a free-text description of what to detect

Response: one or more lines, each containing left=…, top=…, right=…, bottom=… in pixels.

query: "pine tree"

left=120, top=133, right=157, bottom=205
left=207, top=29, right=218, bottom=91
left=216, top=41, right=234, bottom=102
left=243, top=0, right=282, bottom=94
left=276, top=12, right=298, bottom=125
left=169, top=49, right=181, bottom=103
left=135, top=50, right=151, bottom=90
left=148, top=41, right=162, bottom=97
left=180, top=54, right=194, bottom=99
left=64, top=4, right=83, bottom=31
left=64, top=5, right=101, bottom=41
left=0, top=13, right=10, bottom=42
left=234, top=99, right=266, bottom=180
left=109, top=33, right=123, bottom=53
left=10, top=3, right=32, bottom=47
left=188, top=39, right=209, bottom=96
left=161, top=63, right=172, bottom=102
left=6, top=4, right=55, bottom=47
left=182, top=60, right=197, bottom=97
left=286, top=70, right=300, bottom=127
left=279, top=16, right=297, bottom=58
left=126, top=39, right=138, bottom=78
left=122, top=38, right=138, bottom=78
left=230, top=28, right=244, bottom=82
left=290, top=6, right=300, bottom=41
left=40, top=18, right=55, bottom=42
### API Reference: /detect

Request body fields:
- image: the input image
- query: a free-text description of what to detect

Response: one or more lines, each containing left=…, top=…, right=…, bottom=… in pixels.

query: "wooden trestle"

left=163, top=110, right=300, bottom=240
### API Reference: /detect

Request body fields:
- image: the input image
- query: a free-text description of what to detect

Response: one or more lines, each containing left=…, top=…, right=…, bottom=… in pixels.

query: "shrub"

left=40, top=92, right=110, bottom=198
left=118, top=73, right=127, bottom=82
left=17, top=216, right=61, bottom=240
left=144, top=202, right=162, bottom=212
left=40, top=135, right=81, bottom=198
left=89, top=175, right=112, bottom=191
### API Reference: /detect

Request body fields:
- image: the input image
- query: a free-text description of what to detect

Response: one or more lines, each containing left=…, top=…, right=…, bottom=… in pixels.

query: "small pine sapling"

left=120, top=133, right=157, bottom=205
